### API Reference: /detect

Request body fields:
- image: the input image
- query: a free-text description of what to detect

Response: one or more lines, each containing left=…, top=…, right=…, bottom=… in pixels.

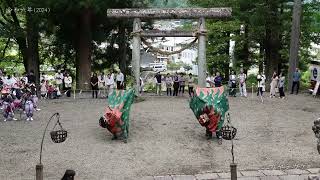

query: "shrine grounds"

left=0, top=93, right=320, bottom=180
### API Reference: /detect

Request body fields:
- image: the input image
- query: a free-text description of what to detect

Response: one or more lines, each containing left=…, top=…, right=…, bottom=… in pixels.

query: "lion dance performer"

left=189, top=86, right=229, bottom=144
left=99, top=89, right=135, bottom=143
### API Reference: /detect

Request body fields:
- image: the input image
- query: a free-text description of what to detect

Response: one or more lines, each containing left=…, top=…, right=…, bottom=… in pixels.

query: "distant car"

left=153, top=65, right=167, bottom=72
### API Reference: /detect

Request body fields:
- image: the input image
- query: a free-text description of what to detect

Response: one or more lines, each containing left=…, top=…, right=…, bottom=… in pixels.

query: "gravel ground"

left=0, top=93, right=319, bottom=180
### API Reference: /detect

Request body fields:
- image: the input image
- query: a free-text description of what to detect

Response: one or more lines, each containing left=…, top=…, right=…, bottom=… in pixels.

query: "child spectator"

left=40, top=79, right=47, bottom=99
left=165, top=73, right=173, bottom=96
left=47, top=84, right=55, bottom=99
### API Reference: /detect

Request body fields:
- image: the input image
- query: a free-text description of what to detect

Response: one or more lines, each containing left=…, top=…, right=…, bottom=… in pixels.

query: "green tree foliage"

left=189, top=0, right=320, bottom=88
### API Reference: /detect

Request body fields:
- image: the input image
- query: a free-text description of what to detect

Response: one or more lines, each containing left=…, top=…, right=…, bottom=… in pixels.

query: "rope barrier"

left=141, top=37, right=198, bottom=56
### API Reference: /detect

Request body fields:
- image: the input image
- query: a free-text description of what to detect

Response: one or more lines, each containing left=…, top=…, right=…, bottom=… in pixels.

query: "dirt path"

left=0, top=93, right=319, bottom=179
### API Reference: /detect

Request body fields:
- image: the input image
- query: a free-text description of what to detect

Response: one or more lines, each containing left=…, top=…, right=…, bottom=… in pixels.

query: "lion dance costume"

left=189, top=86, right=229, bottom=143
left=99, top=89, right=135, bottom=143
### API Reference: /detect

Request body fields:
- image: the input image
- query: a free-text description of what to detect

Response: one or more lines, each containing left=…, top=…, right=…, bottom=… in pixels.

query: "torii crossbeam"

left=107, top=8, right=232, bottom=95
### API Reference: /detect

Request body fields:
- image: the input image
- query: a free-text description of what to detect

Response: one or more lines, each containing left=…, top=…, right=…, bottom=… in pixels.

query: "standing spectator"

left=98, top=72, right=105, bottom=95
left=278, top=72, right=286, bottom=99
left=0, top=72, right=5, bottom=89
left=12, top=73, right=19, bottom=84
left=116, top=70, right=124, bottom=90
left=5, top=74, right=16, bottom=88
left=21, top=72, right=28, bottom=85
left=40, top=72, right=47, bottom=82
left=154, top=72, right=162, bottom=96
left=91, top=73, right=99, bottom=99
left=40, top=79, right=47, bottom=99
left=55, top=70, right=64, bottom=91
left=270, top=72, right=279, bottom=98
left=139, top=77, right=144, bottom=95
left=173, top=73, right=180, bottom=96
left=105, top=73, right=114, bottom=97
left=187, top=73, right=194, bottom=97
left=27, top=70, right=36, bottom=84
left=165, top=73, right=173, bottom=96
left=179, top=73, right=186, bottom=96
left=214, top=72, right=223, bottom=87
left=229, top=71, right=237, bottom=97
left=257, top=73, right=266, bottom=96
left=238, top=69, right=247, bottom=97
left=206, top=73, right=212, bottom=88
left=64, top=73, right=72, bottom=97
left=291, top=68, right=301, bottom=94
left=104, top=73, right=114, bottom=98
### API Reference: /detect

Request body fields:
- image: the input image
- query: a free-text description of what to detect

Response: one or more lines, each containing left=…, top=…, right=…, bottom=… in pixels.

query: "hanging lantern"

left=221, top=113, right=237, bottom=140
left=50, top=116, right=67, bottom=143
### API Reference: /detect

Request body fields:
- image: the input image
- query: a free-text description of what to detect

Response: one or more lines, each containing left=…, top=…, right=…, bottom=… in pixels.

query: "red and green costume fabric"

left=101, top=89, right=135, bottom=139
left=189, top=86, right=229, bottom=133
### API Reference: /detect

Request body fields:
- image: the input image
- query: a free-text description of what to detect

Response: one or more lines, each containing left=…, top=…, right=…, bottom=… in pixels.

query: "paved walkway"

left=145, top=168, right=320, bottom=180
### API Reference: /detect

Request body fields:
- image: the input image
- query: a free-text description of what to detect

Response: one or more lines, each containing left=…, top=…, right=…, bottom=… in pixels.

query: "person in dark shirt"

left=154, top=72, right=162, bottom=95
left=91, top=73, right=99, bottom=98
left=214, top=72, right=223, bottom=87
left=173, top=73, right=180, bottom=96
left=27, top=70, right=36, bottom=84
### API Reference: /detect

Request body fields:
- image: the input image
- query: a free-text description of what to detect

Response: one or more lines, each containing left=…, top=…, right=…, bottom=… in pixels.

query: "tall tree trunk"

left=265, top=0, right=281, bottom=91
left=16, top=37, right=29, bottom=72
left=225, top=32, right=230, bottom=79
left=288, top=0, right=302, bottom=90
left=76, top=8, right=92, bottom=90
left=26, top=12, right=40, bottom=89
left=118, top=22, right=128, bottom=86
left=243, top=24, right=249, bottom=75
left=259, top=42, right=264, bottom=73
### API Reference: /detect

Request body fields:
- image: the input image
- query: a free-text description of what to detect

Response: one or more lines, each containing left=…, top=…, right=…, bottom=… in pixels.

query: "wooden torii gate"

left=107, top=8, right=232, bottom=94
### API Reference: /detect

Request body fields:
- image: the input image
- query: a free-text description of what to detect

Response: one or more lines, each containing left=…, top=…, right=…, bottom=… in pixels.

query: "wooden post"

left=132, top=18, right=141, bottom=95
left=36, top=164, right=43, bottom=180
left=198, top=17, right=207, bottom=87
left=230, top=163, right=237, bottom=180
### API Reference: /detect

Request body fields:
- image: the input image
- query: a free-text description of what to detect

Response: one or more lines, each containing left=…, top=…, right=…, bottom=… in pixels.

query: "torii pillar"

left=107, top=8, right=232, bottom=94
left=132, top=18, right=141, bottom=95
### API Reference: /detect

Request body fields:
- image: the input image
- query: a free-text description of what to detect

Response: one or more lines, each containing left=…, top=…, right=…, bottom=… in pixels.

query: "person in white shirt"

left=206, top=73, right=214, bottom=88
left=40, top=79, right=47, bottom=99
left=40, top=72, right=48, bottom=83
left=139, top=77, right=144, bottom=95
left=238, top=69, right=247, bottom=97
left=229, top=71, right=237, bottom=97
left=270, top=72, right=279, bottom=98
left=116, top=70, right=124, bottom=90
left=5, top=75, right=17, bottom=88
left=21, top=72, right=28, bottom=85
left=55, top=70, right=64, bottom=90
left=64, top=73, right=72, bottom=97
left=105, top=73, right=114, bottom=97
left=98, top=72, right=105, bottom=89
left=257, top=73, right=266, bottom=96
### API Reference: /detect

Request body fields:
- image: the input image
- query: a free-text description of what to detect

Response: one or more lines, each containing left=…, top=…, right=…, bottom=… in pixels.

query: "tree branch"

left=0, top=6, right=12, bottom=23
left=4, top=0, right=20, bottom=27
left=0, top=18, right=6, bottom=26
left=1, top=37, right=11, bottom=58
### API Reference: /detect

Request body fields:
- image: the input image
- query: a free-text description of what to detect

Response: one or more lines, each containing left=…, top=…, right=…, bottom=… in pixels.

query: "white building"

left=155, top=37, right=197, bottom=65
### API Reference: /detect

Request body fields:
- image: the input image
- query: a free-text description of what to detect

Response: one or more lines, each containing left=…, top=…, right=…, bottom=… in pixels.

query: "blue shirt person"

left=291, top=68, right=301, bottom=94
